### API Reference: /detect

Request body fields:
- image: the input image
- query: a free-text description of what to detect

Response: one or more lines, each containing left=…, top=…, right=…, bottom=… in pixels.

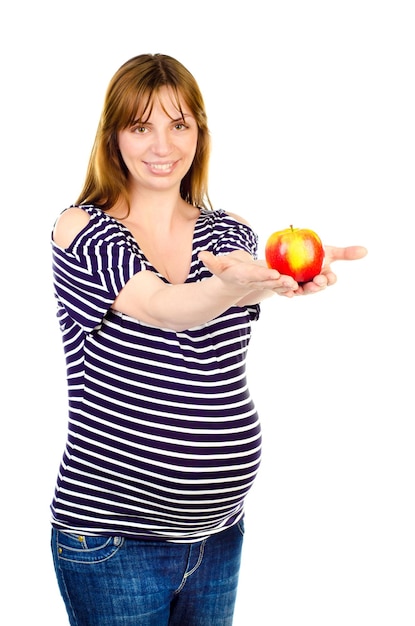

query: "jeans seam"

left=174, top=539, right=206, bottom=594
left=52, top=530, right=79, bottom=625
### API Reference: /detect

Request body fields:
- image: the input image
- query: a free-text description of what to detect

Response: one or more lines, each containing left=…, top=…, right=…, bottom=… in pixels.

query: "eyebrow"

left=131, top=113, right=193, bottom=126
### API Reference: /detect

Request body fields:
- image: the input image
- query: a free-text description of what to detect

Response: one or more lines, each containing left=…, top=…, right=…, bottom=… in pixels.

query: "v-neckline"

left=108, top=208, right=203, bottom=284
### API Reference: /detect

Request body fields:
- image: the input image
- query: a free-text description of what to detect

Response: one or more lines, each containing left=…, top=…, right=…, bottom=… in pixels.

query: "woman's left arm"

left=219, top=245, right=368, bottom=304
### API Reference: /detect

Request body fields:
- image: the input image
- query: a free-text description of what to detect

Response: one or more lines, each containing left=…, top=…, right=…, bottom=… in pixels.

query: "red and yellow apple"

left=265, top=225, right=324, bottom=283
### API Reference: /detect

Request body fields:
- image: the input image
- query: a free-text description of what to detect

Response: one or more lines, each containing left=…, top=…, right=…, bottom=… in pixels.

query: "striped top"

left=50, top=205, right=262, bottom=542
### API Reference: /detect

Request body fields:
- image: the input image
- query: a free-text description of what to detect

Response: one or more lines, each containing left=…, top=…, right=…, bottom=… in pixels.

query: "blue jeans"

left=51, top=522, right=244, bottom=625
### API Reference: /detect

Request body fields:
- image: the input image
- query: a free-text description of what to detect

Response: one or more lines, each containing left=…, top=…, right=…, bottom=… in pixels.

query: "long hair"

left=76, top=54, right=212, bottom=212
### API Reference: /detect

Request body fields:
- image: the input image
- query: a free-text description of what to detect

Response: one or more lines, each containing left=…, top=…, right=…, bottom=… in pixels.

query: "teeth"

left=150, top=163, right=173, bottom=170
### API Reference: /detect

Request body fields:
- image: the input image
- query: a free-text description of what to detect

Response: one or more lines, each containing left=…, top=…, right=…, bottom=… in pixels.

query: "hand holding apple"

left=265, top=225, right=324, bottom=283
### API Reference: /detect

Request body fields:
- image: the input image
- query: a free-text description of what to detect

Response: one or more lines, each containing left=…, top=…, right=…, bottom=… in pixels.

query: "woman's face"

left=117, top=86, right=198, bottom=195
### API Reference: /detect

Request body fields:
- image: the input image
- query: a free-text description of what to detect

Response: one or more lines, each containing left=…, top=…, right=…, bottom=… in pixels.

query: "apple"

left=265, top=225, right=324, bottom=283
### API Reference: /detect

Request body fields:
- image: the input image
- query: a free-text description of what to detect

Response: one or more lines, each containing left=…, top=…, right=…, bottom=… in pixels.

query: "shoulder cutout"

left=53, top=207, right=91, bottom=249
left=225, top=211, right=251, bottom=226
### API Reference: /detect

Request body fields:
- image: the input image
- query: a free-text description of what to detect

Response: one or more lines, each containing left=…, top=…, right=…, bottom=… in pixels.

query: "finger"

left=258, top=277, right=295, bottom=291
left=343, top=245, right=368, bottom=260
left=297, top=281, right=324, bottom=295
left=294, top=273, right=331, bottom=294
left=325, top=245, right=368, bottom=261
left=278, top=289, right=296, bottom=298
left=313, top=274, right=328, bottom=288
left=318, top=269, right=337, bottom=286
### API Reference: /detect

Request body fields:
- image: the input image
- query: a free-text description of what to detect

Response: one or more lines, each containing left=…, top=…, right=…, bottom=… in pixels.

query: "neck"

left=110, top=191, right=198, bottom=233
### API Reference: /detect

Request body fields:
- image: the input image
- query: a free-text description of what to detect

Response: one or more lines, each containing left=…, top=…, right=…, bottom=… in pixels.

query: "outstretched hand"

left=198, top=249, right=297, bottom=296
left=293, top=245, right=368, bottom=295
left=198, top=245, right=368, bottom=300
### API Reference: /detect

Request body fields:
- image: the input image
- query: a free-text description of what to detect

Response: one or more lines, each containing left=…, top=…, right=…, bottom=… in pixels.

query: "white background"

left=1, top=1, right=414, bottom=624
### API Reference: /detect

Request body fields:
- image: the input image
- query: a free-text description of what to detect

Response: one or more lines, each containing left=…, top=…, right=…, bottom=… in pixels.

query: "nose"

left=151, top=128, right=173, bottom=156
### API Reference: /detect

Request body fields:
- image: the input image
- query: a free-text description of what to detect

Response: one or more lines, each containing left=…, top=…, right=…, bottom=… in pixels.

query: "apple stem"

left=290, top=224, right=293, bottom=231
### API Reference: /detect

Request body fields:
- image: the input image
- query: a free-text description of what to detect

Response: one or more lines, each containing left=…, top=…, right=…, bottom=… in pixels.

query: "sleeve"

left=52, top=211, right=144, bottom=333
left=211, top=211, right=261, bottom=322
left=212, top=212, right=259, bottom=259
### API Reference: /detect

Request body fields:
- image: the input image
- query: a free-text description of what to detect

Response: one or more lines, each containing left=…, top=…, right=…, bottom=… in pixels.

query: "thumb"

left=198, top=250, right=216, bottom=265
left=198, top=251, right=231, bottom=275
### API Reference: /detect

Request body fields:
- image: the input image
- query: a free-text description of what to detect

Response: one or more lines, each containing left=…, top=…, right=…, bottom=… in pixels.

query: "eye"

left=133, top=125, right=147, bottom=134
left=174, top=122, right=188, bottom=131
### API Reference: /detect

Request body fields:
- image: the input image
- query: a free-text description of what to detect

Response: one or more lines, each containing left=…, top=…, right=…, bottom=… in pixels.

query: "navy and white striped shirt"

left=50, top=205, right=262, bottom=542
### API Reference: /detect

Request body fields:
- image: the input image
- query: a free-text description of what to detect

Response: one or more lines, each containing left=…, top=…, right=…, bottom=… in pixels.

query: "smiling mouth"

left=146, top=162, right=175, bottom=171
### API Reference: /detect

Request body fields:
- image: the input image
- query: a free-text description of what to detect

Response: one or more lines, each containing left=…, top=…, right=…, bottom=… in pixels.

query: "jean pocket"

left=55, top=530, right=124, bottom=564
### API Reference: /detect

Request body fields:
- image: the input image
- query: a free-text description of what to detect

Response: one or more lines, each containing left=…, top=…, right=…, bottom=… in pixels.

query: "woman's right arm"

left=53, top=208, right=296, bottom=332
left=111, top=252, right=295, bottom=332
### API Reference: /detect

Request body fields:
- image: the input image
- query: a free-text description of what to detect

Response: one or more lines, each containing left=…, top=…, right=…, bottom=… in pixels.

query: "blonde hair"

left=76, top=54, right=212, bottom=212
